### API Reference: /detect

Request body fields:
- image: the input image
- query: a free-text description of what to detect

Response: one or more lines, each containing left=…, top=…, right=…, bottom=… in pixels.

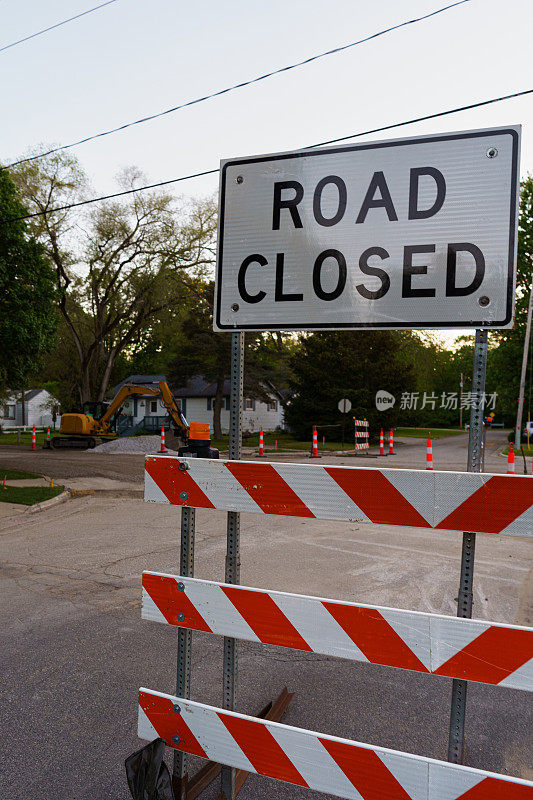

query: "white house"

left=0, top=389, right=61, bottom=429
left=110, top=375, right=285, bottom=434
left=173, top=376, right=285, bottom=433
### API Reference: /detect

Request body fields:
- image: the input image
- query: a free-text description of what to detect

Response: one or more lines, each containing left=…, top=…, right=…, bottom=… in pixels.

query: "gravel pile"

left=92, top=435, right=179, bottom=455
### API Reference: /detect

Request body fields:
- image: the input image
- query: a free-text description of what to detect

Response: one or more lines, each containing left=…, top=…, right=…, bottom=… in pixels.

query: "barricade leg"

left=447, top=329, right=487, bottom=764
left=172, top=507, right=196, bottom=798
left=221, top=332, right=244, bottom=800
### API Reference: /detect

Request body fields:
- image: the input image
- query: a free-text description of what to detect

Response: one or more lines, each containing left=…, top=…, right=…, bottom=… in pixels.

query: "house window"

left=225, top=397, right=230, bottom=411
left=150, top=401, right=157, bottom=413
left=207, top=398, right=212, bottom=411
left=268, top=400, right=278, bottom=412
left=3, top=405, right=15, bottom=419
left=245, top=397, right=254, bottom=410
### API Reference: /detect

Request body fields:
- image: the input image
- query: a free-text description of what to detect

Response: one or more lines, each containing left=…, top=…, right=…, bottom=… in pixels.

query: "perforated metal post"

left=221, top=332, right=244, bottom=800
left=447, top=329, right=488, bottom=764
left=172, top=506, right=196, bottom=797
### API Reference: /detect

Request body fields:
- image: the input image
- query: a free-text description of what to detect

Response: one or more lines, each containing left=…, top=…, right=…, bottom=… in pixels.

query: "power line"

left=0, top=0, right=119, bottom=54
left=4, top=86, right=531, bottom=223
left=4, top=0, right=470, bottom=169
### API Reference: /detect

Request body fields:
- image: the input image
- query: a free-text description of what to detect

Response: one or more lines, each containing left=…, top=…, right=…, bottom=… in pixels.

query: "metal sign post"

left=172, top=506, right=196, bottom=798
left=447, top=328, right=488, bottom=764
left=221, top=331, right=244, bottom=800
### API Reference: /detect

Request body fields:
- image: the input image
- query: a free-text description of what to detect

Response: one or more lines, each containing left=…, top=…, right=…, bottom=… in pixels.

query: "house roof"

left=24, top=389, right=43, bottom=402
left=173, top=376, right=231, bottom=398
left=112, top=375, right=168, bottom=394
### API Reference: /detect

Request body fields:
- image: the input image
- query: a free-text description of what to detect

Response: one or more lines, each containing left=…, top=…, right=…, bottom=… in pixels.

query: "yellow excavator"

left=52, top=381, right=189, bottom=449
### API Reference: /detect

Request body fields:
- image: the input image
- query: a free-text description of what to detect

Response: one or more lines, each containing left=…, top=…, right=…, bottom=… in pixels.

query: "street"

left=0, top=430, right=531, bottom=799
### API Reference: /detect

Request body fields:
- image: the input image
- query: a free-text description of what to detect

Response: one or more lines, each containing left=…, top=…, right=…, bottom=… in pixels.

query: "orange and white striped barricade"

left=508, top=442, right=516, bottom=474
left=140, top=455, right=533, bottom=798
left=138, top=688, right=533, bottom=800
left=258, top=427, right=264, bottom=457
left=311, top=425, right=319, bottom=458
left=31, top=426, right=36, bottom=451
left=426, top=433, right=433, bottom=470
left=353, top=419, right=369, bottom=451
left=142, top=573, right=533, bottom=691
left=160, top=425, right=165, bottom=453
left=144, top=457, right=533, bottom=537
left=389, top=428, right=395, bottom=455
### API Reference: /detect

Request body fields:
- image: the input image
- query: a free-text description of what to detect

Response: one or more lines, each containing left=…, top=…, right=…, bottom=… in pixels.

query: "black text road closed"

left=214, top=126, right=520, bottom=331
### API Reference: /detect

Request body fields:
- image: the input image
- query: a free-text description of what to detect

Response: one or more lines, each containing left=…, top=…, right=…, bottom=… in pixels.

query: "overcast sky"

left=2, top=0, right=532, bottom=343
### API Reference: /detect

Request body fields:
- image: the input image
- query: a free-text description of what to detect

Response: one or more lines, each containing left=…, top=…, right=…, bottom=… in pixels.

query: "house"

left=110, top=374, right=285, bottom=434
left=0, top=389, right=61, bottom=429
left=173, top=376, right=285, bottom=433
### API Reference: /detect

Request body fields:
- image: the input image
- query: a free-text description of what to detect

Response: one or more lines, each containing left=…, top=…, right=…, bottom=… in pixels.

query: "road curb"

left=26, top=490, right=70, bottom=514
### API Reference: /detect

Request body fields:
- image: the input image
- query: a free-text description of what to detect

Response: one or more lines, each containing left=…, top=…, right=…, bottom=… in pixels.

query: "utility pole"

left=514, top=273, right=533, bottom=450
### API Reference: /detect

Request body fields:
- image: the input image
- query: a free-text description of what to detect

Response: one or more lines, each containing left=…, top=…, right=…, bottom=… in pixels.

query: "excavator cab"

left=82, top=401, right=110, bottom=421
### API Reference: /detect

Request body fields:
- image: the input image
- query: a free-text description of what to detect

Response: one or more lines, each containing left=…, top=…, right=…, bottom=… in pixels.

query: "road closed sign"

left=214, top=126, right=520, bottom=331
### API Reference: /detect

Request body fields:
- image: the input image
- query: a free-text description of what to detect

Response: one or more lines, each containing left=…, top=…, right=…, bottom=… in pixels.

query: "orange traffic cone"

left=389, top=428, right=394, bottom=455
left=507, top=442, right=515, bottom=474
left=426, top=433, right=433, bottom=470
left=379, top=428, right=385, bottom=456
left=32, top=426, right=36, bottom=451
left=311, top=426, right=319, bottom=458
left=259, top=427, right=264, bottom=457
left=160, top=425, right=166, bottom=453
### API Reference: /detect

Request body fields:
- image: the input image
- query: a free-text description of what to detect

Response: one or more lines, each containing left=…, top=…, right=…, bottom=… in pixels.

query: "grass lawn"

left=504, top=444, right=533, bottom=456
left=395, top=427, right=465, bottom=439
left=0, top=485, right=64, bottom=505
left=0, top=430, right=61, bottom=446
left=0, top=468, right=42, bottom=480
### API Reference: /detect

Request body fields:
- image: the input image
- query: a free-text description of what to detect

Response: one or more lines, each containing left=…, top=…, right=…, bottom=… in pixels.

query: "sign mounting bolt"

left=478, top=296, right=490, bottom=307
left=486, top=147, right=498, bottom=158
left=178, top=461, right=189, bottom=471
left=180, top=491, right=188, bottom=501
left=173, top=704, right=181, bottom=714
left=176, top=581, right=185, bottom=591
left=172, top=734, right=181, bottom=745
left=177, top=612, right=185, bottom=622
left=231, top=303, right=239, bottom=312
left=236, top=175, right=243, bottom=184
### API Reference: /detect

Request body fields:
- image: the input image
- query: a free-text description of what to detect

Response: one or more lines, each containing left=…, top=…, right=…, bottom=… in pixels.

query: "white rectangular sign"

left=214, top=126, right=520, bottom=331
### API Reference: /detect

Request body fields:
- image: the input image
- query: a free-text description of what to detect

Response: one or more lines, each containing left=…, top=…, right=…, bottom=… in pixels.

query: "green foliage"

left=168, top=281, right=294, bottom=437
left=0, top=169, right=58, bottom=392
left=284, top=331, right=416, bottom=440
left=486, top=176, right=533, bottom=422
left=11, top=152, right=217, bottom=404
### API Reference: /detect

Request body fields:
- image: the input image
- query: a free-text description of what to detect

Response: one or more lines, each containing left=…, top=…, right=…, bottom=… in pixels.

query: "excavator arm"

left=98, top=382, right=189, bottom=438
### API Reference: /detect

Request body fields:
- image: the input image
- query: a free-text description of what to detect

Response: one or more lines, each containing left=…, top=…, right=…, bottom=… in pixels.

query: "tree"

left=284, top=331, right=416, bottom=440
left=484, top=176, right=533, bottom=423
left=169, top=282, right=295, bottom=438
left=11, top=152, right=217, bottom=403
left=0, top=168, right=57, bottom=395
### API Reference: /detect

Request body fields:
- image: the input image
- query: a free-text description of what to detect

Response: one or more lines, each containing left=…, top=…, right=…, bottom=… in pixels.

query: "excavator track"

left=51, top=436, right=98, bottom=450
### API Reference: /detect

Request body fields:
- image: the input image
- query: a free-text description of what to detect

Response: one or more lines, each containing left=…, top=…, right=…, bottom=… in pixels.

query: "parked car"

left=523, top=421, right=533, bottom=440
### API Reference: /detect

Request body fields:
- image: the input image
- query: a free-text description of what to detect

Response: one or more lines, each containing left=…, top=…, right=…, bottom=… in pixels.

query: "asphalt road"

left=0, top=430, right=531, bottom=800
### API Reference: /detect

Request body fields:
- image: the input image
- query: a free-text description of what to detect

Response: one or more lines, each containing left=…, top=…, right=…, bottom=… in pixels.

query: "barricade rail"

left=142, top=573, right=533, bottom=691
left=145, top=456, right=533, bottom=537
left=138, top=689, right=533, bottom=800
left=139, top=454, right=533, bottom=798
